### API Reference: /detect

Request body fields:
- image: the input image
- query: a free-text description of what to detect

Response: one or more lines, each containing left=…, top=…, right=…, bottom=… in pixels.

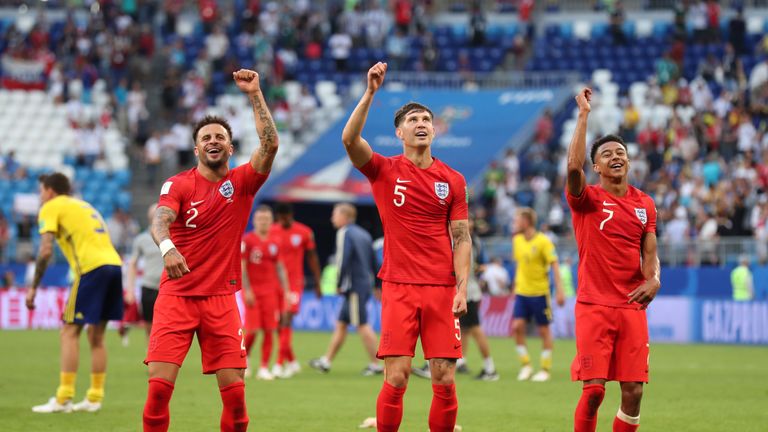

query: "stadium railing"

left=380, top=71, right=580, bottom=89
left=482, top=236, right=767, bottom=267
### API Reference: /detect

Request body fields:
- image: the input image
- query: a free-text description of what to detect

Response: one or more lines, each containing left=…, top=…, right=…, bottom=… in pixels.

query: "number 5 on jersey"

left=393, top=184, right=407, bottom=207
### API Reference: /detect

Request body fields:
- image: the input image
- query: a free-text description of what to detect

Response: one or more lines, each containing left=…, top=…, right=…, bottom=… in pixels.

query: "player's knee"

left=385, top=369, right=410, bottom=387
left=622, top=384, right=643, bottom=404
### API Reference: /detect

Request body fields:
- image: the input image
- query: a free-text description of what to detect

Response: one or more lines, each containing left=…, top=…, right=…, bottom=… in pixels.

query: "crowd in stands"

left=477, top=1, right=768, bottom=266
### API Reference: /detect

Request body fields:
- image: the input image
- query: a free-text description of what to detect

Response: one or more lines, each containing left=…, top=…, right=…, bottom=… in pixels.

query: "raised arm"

left=341, top=62, right=388, bottom=168
left=628, top=232, right=661, bottom=309
left=450, top=219, right=472, bottom=317
left=25, top=232, right=55, bottom=310
left=566, top=88, right=592, bottom=197
left=151, top=205, right=190, bottom=279
left=233, top=69, right=279, bottom=174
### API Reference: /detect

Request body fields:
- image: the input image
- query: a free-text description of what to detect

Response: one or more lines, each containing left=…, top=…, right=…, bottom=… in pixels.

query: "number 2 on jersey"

left=393, top=184, right=407, bottom=207
left=186, top=208, right=199, bottom=228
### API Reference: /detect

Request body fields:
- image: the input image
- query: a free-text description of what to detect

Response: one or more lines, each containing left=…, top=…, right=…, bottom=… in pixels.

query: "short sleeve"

left=358, top=152, right=385, bottom=181
left=37, top=202, right=58, bottom=235
left=449, top=172, right=469, bottom=221
left=565, top=184, right=596, bottom=213
left=304, top=227, right=317, bottom=250
left=542, top=237, right=557, bottom=265
left=232, top=163, right=269, bottom=197
left=158, top=177, right=183, bottom=214
left=130, top=235, right=143, bottom=261
left=644, top=197, right=657, bottom=234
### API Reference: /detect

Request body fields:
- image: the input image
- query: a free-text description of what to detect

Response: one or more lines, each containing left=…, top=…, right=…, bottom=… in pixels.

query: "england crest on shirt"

left=291, top=234, right=302, bottom=247
left=434, top=182, right=449, bottom=199
left=635, top=208, right=647, bottom=225
left=219, top=180, right=234, bottom=198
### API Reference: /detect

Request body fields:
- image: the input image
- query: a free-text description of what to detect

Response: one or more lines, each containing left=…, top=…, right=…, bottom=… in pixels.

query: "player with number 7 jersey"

left=342, top=62, right=471, bottom=432
left=142, top=69, right=279, bottom=432
left=566, top=87, right=660, bottom=432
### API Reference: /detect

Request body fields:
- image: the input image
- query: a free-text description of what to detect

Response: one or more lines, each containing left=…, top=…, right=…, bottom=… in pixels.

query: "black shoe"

left=361, top=365, right=384, bottom=376
left=308, top=358, right=330, bottom=373
left=474, top=369, right=500, bottom=381
left=411, top=362, right=431, bottom=379
left=456, top=363, right=470, bottom=374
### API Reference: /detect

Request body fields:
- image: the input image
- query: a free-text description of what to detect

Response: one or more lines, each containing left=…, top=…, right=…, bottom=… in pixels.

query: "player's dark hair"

left=394, top=102, right=434, bottom=127
left=274, top=202, right=293, bottom=215
left=590, top=134, right=627, bottom=164
left=38, top=173, right=72, bottom=195
left=192, top=115, right=233, bottom=143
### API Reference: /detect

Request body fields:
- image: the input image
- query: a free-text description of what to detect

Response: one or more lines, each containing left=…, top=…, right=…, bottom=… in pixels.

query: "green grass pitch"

left=0, top=330, right=766, bottom=431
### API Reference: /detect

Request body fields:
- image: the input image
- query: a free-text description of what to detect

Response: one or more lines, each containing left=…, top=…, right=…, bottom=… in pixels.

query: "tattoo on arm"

left=251, top=94, right=277, bottom=151
left=151, top=206, right=177, bottom=245
left=32, top=233, right=55, bottom=289
left=451, top=221, right=470, bottom=245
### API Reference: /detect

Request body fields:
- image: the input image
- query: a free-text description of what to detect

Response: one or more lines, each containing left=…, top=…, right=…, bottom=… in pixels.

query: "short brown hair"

left=255, top=204, right=273, bottom=214
left=192, top=115, right=233, bottom=143
left=393, top=102, right=434, bottom=127
left=518, top=207, right=537, bottom=227
left=38, top=173, right=72, bottom=195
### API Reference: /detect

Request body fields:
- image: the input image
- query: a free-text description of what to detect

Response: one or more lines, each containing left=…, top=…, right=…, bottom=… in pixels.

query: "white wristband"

left=159, top=239, right=176, bottom=257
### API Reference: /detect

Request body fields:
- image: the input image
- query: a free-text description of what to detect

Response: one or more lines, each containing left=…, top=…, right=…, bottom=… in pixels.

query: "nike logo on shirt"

left=603, top=201, right=617, bottom=206
left=396, top=178, right=411, bottom=183
left=191, top=200, right=205, bottom=206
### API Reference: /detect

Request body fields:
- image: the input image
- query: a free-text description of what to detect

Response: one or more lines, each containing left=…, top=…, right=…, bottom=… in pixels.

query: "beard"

left=199, top=152, right=230, bottom=169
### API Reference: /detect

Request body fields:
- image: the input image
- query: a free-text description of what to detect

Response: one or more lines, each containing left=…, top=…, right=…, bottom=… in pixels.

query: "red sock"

left=575, top=384, right=605, bottom=432
left=613, top=413, right=640, bottom=432
left=143, top=378, right=174, bottom=432
left=261, top=331, right=273, bottom=368
left=220, top=381, right=249, bottom=432
left=429, top=384, right=458, bottom=432
left=244, top=332, right=256, bottom=356
left=376, top=382, right=406, bottom=432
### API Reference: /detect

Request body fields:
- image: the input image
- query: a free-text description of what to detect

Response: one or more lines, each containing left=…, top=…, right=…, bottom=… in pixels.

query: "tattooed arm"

left=450, top=219, right=471, bottom=317
left=232, top=69, right=279, bottom=175
left=26, top=232, right=55, bottom=309
left=151, top=205, right=189, bottom=279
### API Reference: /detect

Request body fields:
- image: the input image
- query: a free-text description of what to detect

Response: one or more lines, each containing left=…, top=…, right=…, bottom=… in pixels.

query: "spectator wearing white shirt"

left=480, top=257, right=510, bottom=296
left=328, top=30, right=353, bottom=71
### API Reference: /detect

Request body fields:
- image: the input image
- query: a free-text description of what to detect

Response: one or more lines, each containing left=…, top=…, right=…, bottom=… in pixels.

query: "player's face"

left=194, top=123, right=233, bottom=169
left=38, top=184, right=54, bottom=204
left=592, top=142, right=629, bottom=180
left=396, top=110, right=435, bottom=148
left=254, top=210, right=273, bottom=234
left=331, top=206, right=346, bottom=229
left=512, top=212, right=529, bottom=233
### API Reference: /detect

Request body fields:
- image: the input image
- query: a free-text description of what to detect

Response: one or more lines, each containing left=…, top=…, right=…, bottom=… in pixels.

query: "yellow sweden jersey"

left=38, top=195, right=122, bottom=275
left=512, top=232, right=557, bottom=297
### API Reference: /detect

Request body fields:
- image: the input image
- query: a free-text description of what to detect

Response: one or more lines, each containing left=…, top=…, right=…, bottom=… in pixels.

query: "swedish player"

left=511, top=207, right=565, bottom=382
left=26, top=173, right=123, bottom=413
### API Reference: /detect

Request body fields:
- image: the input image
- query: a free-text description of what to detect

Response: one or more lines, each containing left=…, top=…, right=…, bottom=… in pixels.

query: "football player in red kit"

left=141, top=69, right=279, bottom=432
left=341, top=61, right=471, bottom=432
left=566, top=88, right=661, bottom=432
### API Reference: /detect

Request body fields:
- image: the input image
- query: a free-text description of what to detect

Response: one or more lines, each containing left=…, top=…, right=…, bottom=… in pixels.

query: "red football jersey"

left=359, top=153, right=468, bottom=286
left=157, top=163, right=268, bottom=296
left=241, top=231, right=282, bottom=297
left=566, top=184, right=657, bottom=308
left=269, top=221, right=315, bottom=290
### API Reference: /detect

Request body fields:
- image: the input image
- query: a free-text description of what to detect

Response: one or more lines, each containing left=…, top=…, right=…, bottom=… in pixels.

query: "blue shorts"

left=512, top=294, right=552, bottom=326
left=338, top=291, right=369, bottom=326
left=63, top=265, right=124, bottom=325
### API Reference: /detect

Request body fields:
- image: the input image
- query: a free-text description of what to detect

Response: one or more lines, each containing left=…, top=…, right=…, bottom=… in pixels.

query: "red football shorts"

left=571, top=302, right=649, bottom=383
left=377, top=282, right=462, bottom=360
left=279, top=283, right=303, bottom=314
left=245, top=294, right=279, bottom=331
left=145, top=294, right=246, bottom=374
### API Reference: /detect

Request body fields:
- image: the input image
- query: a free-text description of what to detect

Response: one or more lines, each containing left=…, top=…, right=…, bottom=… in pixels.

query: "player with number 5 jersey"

left=566, top=87, right=660, bottom=432
left=342, top=61, right=471, bottom=432
left=141, top=69, right=279, bottom=432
